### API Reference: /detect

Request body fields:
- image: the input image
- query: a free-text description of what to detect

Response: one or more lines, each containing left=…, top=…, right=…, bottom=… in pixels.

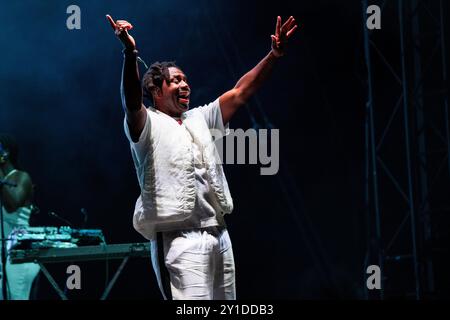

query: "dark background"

left=2, top=0, right=443, bottom=300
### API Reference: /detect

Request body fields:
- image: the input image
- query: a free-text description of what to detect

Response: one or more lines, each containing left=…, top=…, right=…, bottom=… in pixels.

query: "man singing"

left=107, top=14, right=297, bottom=300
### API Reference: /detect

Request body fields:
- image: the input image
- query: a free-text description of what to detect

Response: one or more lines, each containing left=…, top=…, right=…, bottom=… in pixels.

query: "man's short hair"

left=142, top=61, right=181, bottom=106
left=0, top=133, right=19, bottom=167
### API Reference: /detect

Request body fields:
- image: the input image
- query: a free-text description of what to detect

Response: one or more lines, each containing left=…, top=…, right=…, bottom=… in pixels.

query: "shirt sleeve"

left=195, top=98, right=230, bottom=138
left=123, top=110, right=151, bottom=165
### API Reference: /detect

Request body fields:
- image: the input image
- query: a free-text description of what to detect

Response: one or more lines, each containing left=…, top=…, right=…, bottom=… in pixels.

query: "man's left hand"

left=271, top=16, right=298, bottom=58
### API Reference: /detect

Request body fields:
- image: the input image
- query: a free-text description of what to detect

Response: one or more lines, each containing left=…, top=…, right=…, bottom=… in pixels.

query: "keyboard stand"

left=37, top=257, right=131, bottom=300
left=9, top=242, right=150, bottom=300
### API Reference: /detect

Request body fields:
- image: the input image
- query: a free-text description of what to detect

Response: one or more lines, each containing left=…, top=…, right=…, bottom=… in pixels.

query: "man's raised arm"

left=219, top=16, right=298, bottom=125
left=106, top=15, right=147, bottom=140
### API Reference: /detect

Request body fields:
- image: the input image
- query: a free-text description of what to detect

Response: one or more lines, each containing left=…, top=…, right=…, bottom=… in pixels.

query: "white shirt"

left=124, top=98, right=230, bottom=234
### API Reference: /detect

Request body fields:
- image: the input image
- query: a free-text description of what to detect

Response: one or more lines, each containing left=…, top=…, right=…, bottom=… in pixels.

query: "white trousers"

left=151, top=227, right=236, bottom=300
left=0, top=259, right=40, bottom=300
left=0, top=220, right=40, bottom=300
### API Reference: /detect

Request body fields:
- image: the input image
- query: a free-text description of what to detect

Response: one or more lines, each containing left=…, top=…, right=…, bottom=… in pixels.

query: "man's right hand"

left=106, top=14, right=136, bottom=50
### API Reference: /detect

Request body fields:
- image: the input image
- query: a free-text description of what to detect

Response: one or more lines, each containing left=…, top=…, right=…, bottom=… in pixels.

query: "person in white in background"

left=0, top=134, right=40, bottom=300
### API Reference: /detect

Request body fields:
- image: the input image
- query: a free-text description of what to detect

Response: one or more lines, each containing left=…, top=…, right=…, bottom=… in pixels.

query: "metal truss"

left=362, top=0, right=449, bottom=299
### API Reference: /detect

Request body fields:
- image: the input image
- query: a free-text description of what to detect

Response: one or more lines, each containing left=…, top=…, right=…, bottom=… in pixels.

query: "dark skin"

left=0, top=154, right=33, bottom=213
left=106, top=14, right=298, bottom=141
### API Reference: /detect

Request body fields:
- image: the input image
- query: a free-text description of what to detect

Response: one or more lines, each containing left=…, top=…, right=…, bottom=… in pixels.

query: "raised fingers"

left=286, top=24, right=298, bottom=38
left=116, top=21, right=133, bottom=31
left=281, top=16, right=294, bottom=33
left=106, top=14, right=116, bottom=30
left=106, top=15, right=133, bottom=31
left=275, top=16, right=281, bottom=37
left=116, top=20, right=133, bottom=29
left=286, top=17, right=296, bottom=31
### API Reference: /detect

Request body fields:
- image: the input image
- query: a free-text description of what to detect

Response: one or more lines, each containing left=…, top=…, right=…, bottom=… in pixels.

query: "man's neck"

left=155, top=104, right=184, bottom=119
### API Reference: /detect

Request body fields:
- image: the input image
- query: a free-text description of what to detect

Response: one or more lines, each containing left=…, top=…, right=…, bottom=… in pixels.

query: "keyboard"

left=9, top=242, right=150, bottom=264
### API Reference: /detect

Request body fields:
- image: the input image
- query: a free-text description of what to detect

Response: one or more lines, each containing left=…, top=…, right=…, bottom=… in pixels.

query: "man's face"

left=156, top=67, right=191, bottom=117
left=0, top=143, right=9, bottom=165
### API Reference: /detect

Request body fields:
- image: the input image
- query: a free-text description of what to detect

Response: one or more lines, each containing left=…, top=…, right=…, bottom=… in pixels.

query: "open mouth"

left=177, top=92, right=190, bottom=108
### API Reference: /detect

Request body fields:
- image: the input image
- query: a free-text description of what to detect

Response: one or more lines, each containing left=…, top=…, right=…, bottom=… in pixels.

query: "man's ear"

left=154, top=87, right=162, bottom=98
